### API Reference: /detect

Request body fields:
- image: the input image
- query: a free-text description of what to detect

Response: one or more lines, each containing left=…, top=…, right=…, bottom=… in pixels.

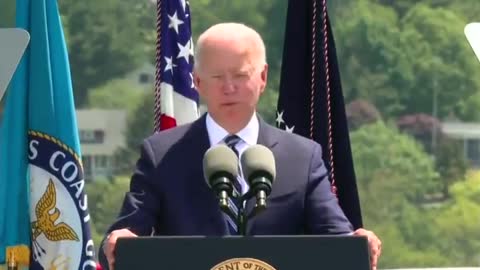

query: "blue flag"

left=276, top=0, right=363, bottom=229
left=0, top=0, right=96, bottom=268
left=0, top=15, right=31, bottom=269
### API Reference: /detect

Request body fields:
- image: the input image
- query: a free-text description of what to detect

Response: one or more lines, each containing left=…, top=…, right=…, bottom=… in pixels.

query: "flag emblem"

left=31, top=178, right=79, bottom=243
left=28, top=131, right=95, bottom=269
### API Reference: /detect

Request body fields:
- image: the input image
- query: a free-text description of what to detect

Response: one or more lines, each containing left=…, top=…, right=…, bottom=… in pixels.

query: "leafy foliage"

left=3, top=0, right=480, bottom=267
left=58, top=0, right=154, bottom=107
left=351, top=123, right=480, bottom=268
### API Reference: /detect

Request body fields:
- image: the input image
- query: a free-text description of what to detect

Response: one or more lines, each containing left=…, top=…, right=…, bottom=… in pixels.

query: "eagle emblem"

left=31, top=178, right=79, bottom=242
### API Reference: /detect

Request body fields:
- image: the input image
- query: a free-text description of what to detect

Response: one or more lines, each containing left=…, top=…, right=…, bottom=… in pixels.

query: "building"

left=124, top=63, right=155, bottom=89
left=442, top=121, right=480, bottom=167
left=76, top=109, right=127, bottom=181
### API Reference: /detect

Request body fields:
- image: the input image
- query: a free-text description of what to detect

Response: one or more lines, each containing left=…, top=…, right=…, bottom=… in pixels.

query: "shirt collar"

left=206, top=112, right=259, bottom=146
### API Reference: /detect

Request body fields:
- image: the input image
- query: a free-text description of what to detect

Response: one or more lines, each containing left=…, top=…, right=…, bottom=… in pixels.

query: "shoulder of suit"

left=263, top=122, right=321, bottom=149
left=144, top=121, right=195, bottom=146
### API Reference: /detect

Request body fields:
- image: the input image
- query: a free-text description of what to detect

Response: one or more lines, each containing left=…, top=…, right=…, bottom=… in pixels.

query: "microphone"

left=241, top=145, right=276, bottom=212
left=203, top=144, right=239, bottom=210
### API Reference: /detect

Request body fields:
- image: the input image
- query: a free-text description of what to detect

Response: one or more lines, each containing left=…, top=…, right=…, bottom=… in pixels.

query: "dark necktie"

left=223, top=134, right=243, bottom=234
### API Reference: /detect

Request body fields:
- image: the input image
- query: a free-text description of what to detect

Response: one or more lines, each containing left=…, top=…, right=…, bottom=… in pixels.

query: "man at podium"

left=99, top=23, right=382, bottom=270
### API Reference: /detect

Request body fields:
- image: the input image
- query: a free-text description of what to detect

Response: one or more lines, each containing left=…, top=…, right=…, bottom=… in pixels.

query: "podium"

left=115, top=235, right=371, bottom=270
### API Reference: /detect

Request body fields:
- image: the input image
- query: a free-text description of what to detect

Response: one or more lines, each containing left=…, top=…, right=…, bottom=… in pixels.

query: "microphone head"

left=240, top=144, right=276, bottom=184
left=203, top=144, right=239, bottom=187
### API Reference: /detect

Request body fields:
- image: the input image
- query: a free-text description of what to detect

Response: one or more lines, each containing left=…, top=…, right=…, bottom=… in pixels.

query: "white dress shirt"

left=205, top=112, right=259, bottom=194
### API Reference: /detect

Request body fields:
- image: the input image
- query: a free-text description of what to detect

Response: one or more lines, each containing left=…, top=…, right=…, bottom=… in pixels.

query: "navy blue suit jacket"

left=99, top=114, right=352, bottom=267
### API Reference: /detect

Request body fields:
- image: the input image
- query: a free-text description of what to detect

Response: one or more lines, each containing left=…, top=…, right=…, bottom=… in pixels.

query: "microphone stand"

left=237, top=191, right=265, bottom=236
left=238, top=202, right=247, bottom=236
left=219, top=191, right=266, bottom=236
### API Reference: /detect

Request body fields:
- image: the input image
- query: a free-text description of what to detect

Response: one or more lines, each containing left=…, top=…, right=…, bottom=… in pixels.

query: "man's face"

left=194, top=39, right=268, bottom=122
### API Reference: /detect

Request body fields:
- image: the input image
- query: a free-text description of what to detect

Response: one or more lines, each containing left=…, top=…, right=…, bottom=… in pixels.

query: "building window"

left=80, top=130, right=104, bottom=144
left=139, top=73, right=152, bottom=84
left=94, top=130, right=104, bottom=142
left=95, top=155, right=108, bottom=169
left=466, top=139, right=480, bottom=164
left=82, top=155, right=92, bottom=180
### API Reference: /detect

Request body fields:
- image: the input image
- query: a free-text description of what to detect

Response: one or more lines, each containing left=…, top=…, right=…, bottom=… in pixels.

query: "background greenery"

left=1, top=0, right=479, bottom=268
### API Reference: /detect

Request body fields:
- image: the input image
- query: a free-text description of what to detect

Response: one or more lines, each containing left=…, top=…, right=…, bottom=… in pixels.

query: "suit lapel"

left=245, top=117, right=279, bottom=232
left=189, top=114, right=288, bottom=235
left=184, top=114, right=229, bottom=235
left=256, top=116, right=279, bottom=149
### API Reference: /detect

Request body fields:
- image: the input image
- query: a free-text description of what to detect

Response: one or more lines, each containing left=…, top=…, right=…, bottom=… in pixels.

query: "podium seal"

left=211, top=258, right=276, bottom=270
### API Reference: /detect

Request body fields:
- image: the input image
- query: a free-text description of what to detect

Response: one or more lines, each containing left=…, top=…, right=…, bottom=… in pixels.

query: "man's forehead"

left=202, top=63, right=255, bottom=74
left=202, top=39, right=251, bottom=55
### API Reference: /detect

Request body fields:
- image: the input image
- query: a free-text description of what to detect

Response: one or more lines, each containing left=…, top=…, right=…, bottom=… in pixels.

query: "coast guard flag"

left=0, top=0, right=96, bottom=269
left=155, top=0, right=199, bottom=131
left=276, top=0, right=363, bottom=229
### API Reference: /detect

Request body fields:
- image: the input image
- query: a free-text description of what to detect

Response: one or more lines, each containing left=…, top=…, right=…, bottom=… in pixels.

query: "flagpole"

left=7, top=255, right=17, bottom=270
left=154, top=0, right=163, bottom=132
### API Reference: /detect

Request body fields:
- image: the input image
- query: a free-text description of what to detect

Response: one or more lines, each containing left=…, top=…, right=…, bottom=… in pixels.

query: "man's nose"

left=222, top=77, right=236, bottom=94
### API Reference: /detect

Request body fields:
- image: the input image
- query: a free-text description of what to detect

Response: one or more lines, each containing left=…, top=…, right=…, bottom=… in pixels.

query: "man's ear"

left=260, top=63, right=268, bottom=94
left=193, top=71, right=201, bottom=93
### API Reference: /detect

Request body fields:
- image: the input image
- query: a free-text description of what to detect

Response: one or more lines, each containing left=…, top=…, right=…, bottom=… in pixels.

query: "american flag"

left=155, top=0, right=199, bottom=131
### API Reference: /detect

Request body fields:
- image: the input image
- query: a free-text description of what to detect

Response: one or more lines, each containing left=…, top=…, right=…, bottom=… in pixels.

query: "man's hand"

left=103, top=228, right=138, bottom=270
left=353, top=228, right=382, bottom=270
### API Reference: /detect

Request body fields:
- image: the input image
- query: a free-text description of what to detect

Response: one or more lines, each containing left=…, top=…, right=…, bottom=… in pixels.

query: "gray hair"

left=193, top=22, right=267, bottom=71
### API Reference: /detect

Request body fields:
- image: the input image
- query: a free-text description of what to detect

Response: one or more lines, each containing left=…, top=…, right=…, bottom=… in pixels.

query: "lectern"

left=115, top=235, right=371, bottom=270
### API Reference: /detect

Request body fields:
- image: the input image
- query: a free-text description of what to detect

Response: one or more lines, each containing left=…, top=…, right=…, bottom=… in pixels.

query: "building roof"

left=442, top=122, right=480, bottom=139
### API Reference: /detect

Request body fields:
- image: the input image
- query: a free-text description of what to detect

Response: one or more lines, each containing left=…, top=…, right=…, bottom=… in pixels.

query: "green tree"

left=351, top=122, right=480, bottom=267
left=430, top=171, right=480, bottom=265
left=434, top=138, right=468, bottom=197
left=346, top=99, right=382, bottom=130
left=351, top=122, right=443, bottom=268
left=446, top=0, right=480, bottom=22
left=59, top=0, right=154, bottom=107
left=257, top=88, right=279, bottom=125
left=375, top=0, right=480, bottom=22
left=334, top=1, right=480, bottom=120
left=334, top=0, right=405, bottom=116
left=372, top=222, right=450, bottom=267
left=375, top=0, right=429, bottom=16
left=399, top=4, right=480, bottom=120
left=86, top=79, right=144, bottom=112
left=352, top=122, right=440, bottom=206
left=114, top=90, right=155, bottom=174
left=396, top=113, right=468, bottom=197
left=86, top=176, right=131, bottom=249
left=0, top=0, right=14, bottom=27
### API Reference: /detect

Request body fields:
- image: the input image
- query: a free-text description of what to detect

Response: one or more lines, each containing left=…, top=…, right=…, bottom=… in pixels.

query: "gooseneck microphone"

left=241, top=145, right=276, bottom=212
left=204, top=144, right=276, bottom=235
left=203, top=145, right=239, bottom=211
